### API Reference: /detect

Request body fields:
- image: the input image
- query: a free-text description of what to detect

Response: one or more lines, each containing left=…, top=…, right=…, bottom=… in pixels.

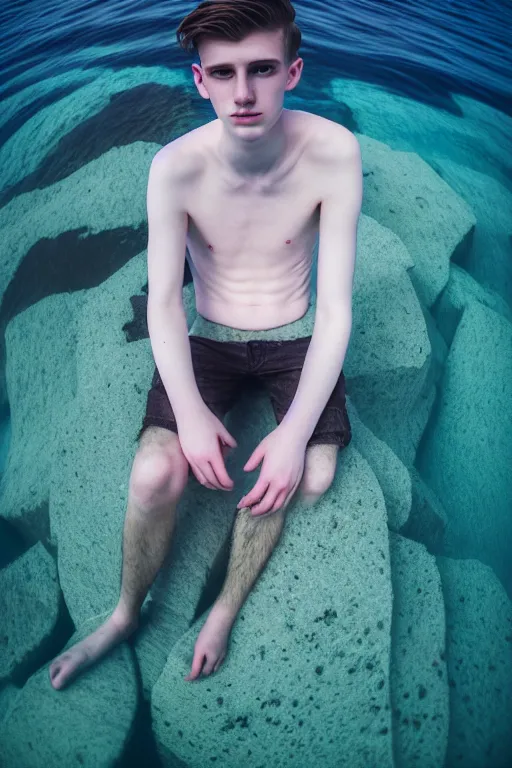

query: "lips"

left=232, top=112, right=260, bottom=116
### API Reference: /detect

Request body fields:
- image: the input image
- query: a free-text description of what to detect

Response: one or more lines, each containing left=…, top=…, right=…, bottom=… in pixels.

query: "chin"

left=229, top=122, right=266, bottom=139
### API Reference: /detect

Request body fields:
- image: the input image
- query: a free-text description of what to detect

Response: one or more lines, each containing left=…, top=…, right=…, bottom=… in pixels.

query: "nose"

left=233, top=72, right=255, bottom=106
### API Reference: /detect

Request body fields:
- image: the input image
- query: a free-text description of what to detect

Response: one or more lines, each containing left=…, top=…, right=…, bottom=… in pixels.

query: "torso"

left=172, top=110, right=345, bottom=331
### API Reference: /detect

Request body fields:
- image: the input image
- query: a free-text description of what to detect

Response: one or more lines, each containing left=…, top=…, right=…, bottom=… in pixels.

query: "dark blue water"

left=0, top=2, right=511, bottom=767
left=1, top=0, right=511, bottom=115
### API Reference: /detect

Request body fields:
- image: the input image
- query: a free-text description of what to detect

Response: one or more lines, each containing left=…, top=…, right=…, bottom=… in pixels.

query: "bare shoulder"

left=299, top=111, right=360, bottom=165
left=151, top=121, right=216, bottom=180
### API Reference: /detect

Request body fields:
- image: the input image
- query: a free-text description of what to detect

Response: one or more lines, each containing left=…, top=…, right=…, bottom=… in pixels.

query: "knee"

left=299, top=466, right=336, bottom=503
left=130, top=448, right=189, bottom=507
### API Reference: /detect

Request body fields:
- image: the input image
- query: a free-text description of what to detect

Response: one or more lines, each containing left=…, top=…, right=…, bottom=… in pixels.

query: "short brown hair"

left=176, top=0, right=302, bottom=65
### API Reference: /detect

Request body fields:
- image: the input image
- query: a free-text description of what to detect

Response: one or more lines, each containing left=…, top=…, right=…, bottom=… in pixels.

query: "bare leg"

left=49, top=429, right=188, bottom=690
left=218, top=506, right=288, bottom=611
left=185, top=502, right=290, bottom=680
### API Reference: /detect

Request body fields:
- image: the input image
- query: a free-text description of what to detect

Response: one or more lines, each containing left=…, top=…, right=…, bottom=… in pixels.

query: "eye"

left=254, top=65, right=274, bottom=75
left=211, top=65, right=275, bottom=78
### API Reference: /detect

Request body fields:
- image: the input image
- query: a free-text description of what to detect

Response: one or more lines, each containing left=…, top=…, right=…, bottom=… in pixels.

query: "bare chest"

left=186, top=162, right=320, bottom=274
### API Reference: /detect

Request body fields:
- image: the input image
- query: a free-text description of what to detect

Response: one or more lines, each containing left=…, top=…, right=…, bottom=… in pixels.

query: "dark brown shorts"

left=137, top=335, right=352, bottom=449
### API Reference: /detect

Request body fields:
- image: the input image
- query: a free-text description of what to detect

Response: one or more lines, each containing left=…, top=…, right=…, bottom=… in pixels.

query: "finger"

left=283, top=485, right=299, bottom=509
left=240, top=479, right=270, bottom=510
left=199, top=461, right=225, bottom=490
left=251, top=486, right=282, bottom=517
left=219, top=435, right=235, bottom=460
left=257, top=484, right=297, bottom=516
left=192, top=463, right=217, bottom=491
left=213, top=655, right=225, bottom=674
left=184, top=653, right=206, bottom=681
left=220, top=443, right=230, bottom=460
left=222, top=432, right=237, bottom=448
left=201, top=654, right=217, bottom=676
left=210, top=456, right=235, bottom=491
left=267, top=488, right=289, bottom=514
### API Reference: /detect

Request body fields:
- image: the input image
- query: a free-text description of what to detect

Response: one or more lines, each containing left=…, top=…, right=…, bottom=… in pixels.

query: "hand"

left=237, top=425, right=307, bottom=517
left=178, top=404, right=237, bottom=491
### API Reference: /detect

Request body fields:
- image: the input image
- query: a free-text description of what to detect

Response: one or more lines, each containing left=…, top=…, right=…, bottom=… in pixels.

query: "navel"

left=208, top=244, right=214, bottom=251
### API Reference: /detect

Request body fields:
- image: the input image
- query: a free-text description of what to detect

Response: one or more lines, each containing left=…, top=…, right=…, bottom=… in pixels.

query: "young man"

left=49, top=0, right=362, bottom=690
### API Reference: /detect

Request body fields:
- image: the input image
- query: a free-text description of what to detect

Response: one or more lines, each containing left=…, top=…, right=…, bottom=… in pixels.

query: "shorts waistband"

left=188, top=302, right=316, bottom=342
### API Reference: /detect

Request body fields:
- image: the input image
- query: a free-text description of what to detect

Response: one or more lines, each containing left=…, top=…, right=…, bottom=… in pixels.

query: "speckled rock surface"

left=49, top=266, right=200, bottom=696
left=389, top=533, right=449, bottom=767
left=356, top=134, right=475, bottom=308
left=433, top=262, right=512, bottom=349
left=0, top=139, right=162, bottom=410
left=151, top=448, right=394, bottom=768
left=427, top=159, right=512, bottom=309
left=0, top=140, right=159, bottom=301
left=328, top=80, right=510, bottom=199
left=189, top=300, right=316, bottom=342
left=0, top=129, right=480, bottom=762
left=346, top=396, right=411, bottom=530
left=346, top=214, right=431, bottom=466
left=399, top=467, right=448, bottom=556
left=0, top=542, right=60, bottom=684
left=0, top=294, right=79, bottom=545
left=417, top=300, right=512, bottom=584
left=0, top=684, right=19, bottom=725
left=0, top=621, right=138, bottom=768
left=437, top=557, right=512, bottom=768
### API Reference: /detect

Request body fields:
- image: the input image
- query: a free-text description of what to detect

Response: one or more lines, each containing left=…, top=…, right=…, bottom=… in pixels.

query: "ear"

left=192, top=63, right=210, bottom=100
left=285, top=57, right=304, bottom=91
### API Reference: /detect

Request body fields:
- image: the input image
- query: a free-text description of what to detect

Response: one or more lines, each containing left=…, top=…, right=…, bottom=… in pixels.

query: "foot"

left=49, top=610, right=138, bottom=690
left=185, top=601, right=236, bottom=681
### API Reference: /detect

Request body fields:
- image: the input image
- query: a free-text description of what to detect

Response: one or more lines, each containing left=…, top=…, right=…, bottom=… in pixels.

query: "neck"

left=216, top=109, right=290, bottom=179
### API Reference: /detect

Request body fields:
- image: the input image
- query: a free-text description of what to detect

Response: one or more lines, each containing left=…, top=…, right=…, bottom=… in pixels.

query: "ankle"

left=214, top=596, right=239, bottom=622
left=112, top=603, right=139, bottom=631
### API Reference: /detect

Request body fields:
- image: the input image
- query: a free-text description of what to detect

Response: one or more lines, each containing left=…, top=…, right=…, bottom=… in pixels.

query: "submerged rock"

left=437, top=557, right=512, bottom=768
left=389, top=533, right=449, bottom=767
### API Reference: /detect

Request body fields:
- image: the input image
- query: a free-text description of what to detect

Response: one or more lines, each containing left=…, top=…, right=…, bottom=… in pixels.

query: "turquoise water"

left=0, top=1, right=511, bottom=766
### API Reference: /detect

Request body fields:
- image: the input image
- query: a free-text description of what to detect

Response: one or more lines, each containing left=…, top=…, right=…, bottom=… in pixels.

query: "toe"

left=201, top=655, right=216, bottom=677
left=50, top=667, right=63, bottom=689
left=49, top=657, right=65, bottom=684
left=185, top=651, right=206, bottom=681
left=49, top=668, right=59, bottom=686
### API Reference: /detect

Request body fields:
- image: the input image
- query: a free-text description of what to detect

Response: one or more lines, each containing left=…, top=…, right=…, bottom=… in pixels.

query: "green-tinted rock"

left=346, top=215, right=431, bottom=465
left=417, top=301, right=512, bottom=584
left=437, top=557, right=512, bottom=767
left=346, top=396, right=411, bottom=530
left=357, top=134, right=475, bottom=308
left=151, top=448, right=394, bottom=768
left=428, top=159, right=512, bottom=309
left=433, top=263, right=512, bottom=349
left=0, top=620, right=138, bottom=768
left=0, top=542, right=60, bottom=684
left=389, top=533, right=449, bottom=767
left=399, top=468, right=448, bottom=556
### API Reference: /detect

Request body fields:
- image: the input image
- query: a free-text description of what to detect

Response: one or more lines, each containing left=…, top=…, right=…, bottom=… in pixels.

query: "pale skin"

left=49, top=28, right=362, bottom=689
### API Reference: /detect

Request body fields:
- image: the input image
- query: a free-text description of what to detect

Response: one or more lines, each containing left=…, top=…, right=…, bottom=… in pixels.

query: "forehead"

left=198, top=28, right=285, bottom=66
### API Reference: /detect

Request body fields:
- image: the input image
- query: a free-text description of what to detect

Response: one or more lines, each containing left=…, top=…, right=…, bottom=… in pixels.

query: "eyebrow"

left=204, top=59, right=281, bottom=73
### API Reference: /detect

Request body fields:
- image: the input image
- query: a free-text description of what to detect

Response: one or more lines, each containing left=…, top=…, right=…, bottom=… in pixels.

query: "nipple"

left=286, top=240, right=291, bottom=244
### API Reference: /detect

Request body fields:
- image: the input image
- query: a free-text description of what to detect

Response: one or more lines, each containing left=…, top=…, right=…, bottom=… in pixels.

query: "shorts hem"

left=307, top=432, right=352, bottom=449
left=136, top=418, right=178, bottom=443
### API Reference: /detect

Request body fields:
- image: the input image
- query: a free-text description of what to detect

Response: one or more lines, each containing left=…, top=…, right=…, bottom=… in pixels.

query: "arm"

left=279, top=131, right=363, bottom=442
left=146, top=147, right=204, bottom=426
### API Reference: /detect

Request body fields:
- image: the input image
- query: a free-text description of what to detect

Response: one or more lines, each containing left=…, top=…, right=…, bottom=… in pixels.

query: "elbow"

left=316, top=304, right=352, bottom=327
left=147, top=295, right=184, bottom=314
